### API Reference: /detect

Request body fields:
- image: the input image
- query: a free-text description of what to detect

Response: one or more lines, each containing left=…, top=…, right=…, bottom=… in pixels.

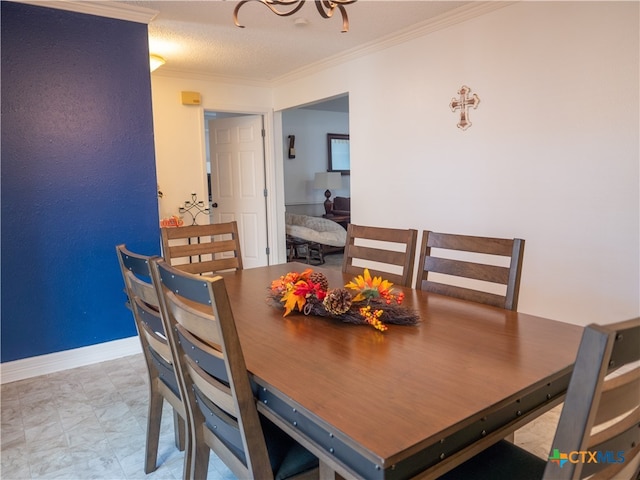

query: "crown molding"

left=274, top=1, right=515, bottom=85
left=10, top=0, right=158, bottom=24
left=153, top=67, right=275, bottom=89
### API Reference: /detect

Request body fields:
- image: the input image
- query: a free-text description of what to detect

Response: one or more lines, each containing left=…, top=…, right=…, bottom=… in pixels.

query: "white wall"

left=151, top=75, right=274, bottom=220
left=282, top=108, right=351, bottom=215
left=272, top=2, right=639, bottom=326
left=149, top=74, right=293, bottom=261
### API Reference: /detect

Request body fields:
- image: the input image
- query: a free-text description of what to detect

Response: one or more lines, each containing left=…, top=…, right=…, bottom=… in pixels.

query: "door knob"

left=211, top=203, right=218, bottom=208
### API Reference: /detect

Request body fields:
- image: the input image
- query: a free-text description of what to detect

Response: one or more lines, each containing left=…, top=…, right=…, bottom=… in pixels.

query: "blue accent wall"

left=1, top=2, right=160, bottom=362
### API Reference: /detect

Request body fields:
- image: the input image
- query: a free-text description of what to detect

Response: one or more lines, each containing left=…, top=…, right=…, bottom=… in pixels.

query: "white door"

left=208, top=115, right=269, bottom=268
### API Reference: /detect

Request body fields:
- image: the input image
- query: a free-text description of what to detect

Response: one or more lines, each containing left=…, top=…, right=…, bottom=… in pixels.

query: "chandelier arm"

left=339, top=5, right=349, bottom=33
left=314, top=1, right=350, bottom=32
left=235, top=0, right=306, bottom=27
left=235, top=0, right=355, bottom=31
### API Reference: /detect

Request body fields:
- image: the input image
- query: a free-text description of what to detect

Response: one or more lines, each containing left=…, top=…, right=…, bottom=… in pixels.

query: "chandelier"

left=233, top=0, right=357, bottom=33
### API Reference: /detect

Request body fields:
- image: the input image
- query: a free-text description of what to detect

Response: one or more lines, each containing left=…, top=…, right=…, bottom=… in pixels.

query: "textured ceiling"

left=120, top=0, right=480, bottom=82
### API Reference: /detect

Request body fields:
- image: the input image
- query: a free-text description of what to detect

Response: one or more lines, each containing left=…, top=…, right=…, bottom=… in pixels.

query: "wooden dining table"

left=219, top=262, right=583, bottom=479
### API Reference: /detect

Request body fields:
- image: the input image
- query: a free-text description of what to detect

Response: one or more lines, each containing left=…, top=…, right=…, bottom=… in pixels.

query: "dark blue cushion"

left=262, top=416, right=318, bottom=479
left=438, top=440, right=546, bottom=480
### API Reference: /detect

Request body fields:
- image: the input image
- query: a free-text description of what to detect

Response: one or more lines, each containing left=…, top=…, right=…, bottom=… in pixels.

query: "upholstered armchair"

left=331, top=196, right=350, bottom=216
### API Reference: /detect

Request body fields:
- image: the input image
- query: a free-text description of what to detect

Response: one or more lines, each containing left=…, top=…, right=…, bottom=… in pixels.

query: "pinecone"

left=323, top=288, right=353, bottom=315
left=309, top=272, right=329, bottom=292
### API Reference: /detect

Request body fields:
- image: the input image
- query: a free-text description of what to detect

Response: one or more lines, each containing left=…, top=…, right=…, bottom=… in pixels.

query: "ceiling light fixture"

left=149, top=54, right=166, bottom=72
left=234, top=0, right=357, bottom=33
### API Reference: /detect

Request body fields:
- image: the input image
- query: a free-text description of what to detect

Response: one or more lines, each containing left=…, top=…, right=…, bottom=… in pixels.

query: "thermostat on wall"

left=181, top=91, right=201, bottom=105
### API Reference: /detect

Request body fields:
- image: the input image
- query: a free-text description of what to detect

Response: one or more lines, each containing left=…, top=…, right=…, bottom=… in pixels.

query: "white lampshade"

left=314, top=172, right=342, bottom=190
left=149, top=54, right=166, bottom=72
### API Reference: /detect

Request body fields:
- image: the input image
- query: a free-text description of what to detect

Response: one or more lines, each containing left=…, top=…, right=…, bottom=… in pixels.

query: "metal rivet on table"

left=547, top=394, right=552, bottom=400
left=440, top=453, right=446, bottom=460
left=293, top=421, right=297, bottom=427
left=329, top=448, right=334, bottom=454
left=516, top=410, right=522, bottom=416
left=263, top=400, right=268, bottom=404
left=481, top=430, right=487, bottom=436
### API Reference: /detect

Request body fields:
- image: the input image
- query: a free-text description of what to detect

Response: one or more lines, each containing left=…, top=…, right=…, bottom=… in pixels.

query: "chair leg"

left=145, top=386, right=164, bottom=473
left=182, top=432, right=192, bottom=480
left=174, top=409, right=186, bottom=451
left=191, top=427, right=211, bottom=480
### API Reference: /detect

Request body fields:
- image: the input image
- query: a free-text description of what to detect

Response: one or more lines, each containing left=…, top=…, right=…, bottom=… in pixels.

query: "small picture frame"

left=327, top=133, right=350, bottom=175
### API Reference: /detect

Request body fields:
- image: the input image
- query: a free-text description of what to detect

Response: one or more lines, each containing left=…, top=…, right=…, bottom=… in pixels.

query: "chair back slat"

left=165, top=291, right=223, bottom=348
left=161, top=221, right=243, bottom=275
left=133, top=293, right=164, bottom=333
left=342, top=224, right=418, bottom=287
left=417, top=231, right=525, bottom=311
left=424, top=257, right=510, bottom=284
left=543, top=318, right=640, bottom=480
left=167, top=239, right=240, bottom=258
left=172, top=258, right=242, bottom=276
left=119, top=250, right=159, bottom=308
left=142, top=326, right=172, bottom=364
left=151, top=258, right=274, bottom=479
left=426, top=232, right=515, bottom=256
left=595, top=368, right=640, bottom=425
left=421, top=281, right=508, bottom=309
left=185, top=355, right=237, bottom=417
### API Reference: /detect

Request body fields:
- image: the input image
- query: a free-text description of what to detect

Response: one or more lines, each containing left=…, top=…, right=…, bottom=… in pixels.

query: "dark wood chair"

left=115, top=244, right=188, bottom=476
left=160, top=221, right=243, bottom=275
left=150, top=258, right=319, bottom=480
left=438, top=317, right=640, bottom=480
left=342, top=224, right=418, bottom=287
left=416, top=231, right=525, bottom=310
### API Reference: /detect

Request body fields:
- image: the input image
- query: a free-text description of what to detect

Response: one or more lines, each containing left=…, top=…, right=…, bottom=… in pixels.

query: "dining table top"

left=219, top=262, right=583, bottom=478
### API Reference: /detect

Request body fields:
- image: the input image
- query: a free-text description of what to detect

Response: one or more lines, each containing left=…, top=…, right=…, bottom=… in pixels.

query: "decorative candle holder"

left=179, top=192, right=210, bottom=225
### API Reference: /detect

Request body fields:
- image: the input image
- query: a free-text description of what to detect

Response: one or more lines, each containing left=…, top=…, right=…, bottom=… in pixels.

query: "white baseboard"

left=0, top=336, right=142, bottom=385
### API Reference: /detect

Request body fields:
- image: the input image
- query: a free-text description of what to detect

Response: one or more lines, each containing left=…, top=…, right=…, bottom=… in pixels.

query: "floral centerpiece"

left=269, top=268, right=419, bottom=332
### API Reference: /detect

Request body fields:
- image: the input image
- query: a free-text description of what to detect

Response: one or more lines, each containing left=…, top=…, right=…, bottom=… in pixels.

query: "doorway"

left=281, top=94, right=350, bottom=217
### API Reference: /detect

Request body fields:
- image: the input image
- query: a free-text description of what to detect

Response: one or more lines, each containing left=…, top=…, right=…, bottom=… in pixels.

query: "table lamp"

left=314, top=172, right=342, bottom=215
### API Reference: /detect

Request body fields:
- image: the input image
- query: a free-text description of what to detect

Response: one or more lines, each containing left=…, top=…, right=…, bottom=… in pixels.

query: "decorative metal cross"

left=450, top=85, right=480, bottom=130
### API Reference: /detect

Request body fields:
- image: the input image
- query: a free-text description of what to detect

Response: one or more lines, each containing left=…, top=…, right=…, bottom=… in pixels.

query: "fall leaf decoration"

left=268, top=268, right=418, bottom=332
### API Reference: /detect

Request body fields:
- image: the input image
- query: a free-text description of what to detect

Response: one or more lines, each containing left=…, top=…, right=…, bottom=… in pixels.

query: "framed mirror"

left=327, top=133, right=350, bottom=174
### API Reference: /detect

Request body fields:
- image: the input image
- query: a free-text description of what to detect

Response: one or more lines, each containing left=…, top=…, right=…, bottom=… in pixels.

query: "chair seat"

left=438, top=440, right=545, bottom=480
left=263, top=418, right=318, bottom=480
left=197, top=388, right=318, bottom=478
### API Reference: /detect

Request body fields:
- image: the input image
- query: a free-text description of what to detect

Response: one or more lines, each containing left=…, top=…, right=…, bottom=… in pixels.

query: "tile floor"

left=1, top=351, right=561, bottom=480
left=1, top=354, right=236, bottom=480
